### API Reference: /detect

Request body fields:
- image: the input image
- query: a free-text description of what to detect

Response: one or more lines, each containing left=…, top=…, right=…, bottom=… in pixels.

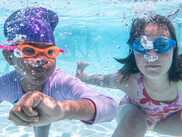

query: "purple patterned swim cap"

left=4, top=7, right=58, bottom=44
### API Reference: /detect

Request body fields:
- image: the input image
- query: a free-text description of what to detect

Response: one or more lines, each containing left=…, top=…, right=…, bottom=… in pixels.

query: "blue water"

left=0, top=0, right=182, bottom=136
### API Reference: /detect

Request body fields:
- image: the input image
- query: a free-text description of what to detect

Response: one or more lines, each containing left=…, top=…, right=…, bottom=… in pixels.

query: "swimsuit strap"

left=132, top=73, right=145, bottom=103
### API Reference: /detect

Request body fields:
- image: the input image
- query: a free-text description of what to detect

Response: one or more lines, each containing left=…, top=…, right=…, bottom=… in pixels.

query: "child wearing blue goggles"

left=131, top=35, right=176, bottom=54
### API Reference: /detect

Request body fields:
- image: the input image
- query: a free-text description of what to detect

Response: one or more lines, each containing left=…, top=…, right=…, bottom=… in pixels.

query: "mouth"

left=30, top=67, right=50, bottom=81
left=145, top=65, right=161, bottom=68
left=36, top=67, right=48, bottom=73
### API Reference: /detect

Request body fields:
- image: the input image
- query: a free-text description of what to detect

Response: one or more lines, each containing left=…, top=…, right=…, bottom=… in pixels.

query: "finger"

left=21, top=91, right=43, bottom=117
left=8, top=112, right=31, bottom=126
left=13, top=92, right=32, bottom=108
left=9, top=106, right=39, bottom=124
left=9, top=92, right=31, bottom=121
left=9, top=92, right=39, bottom=123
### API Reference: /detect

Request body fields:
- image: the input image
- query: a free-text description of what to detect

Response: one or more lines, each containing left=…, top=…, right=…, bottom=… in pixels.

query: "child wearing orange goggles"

left=0, top=7, right=117, bottom=137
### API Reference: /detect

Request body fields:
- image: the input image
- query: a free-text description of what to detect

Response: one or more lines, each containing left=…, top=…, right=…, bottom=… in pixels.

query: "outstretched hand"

left=76, top=61, right=90, bottom=78
left=8, top=91, right=65, bottom=127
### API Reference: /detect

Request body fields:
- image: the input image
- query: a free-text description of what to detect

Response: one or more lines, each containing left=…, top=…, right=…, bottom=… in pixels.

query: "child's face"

left=12, top=41, right=56, bottom=85
left=134, top=23, right=174, bottom=79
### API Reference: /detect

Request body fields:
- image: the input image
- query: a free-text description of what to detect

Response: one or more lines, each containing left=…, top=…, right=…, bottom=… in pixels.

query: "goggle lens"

left=18, top=45, right=63, bottom=58
left=131, top=37, right=176, bottom=54
left=46, top=47, right=59, bottom=57
left=22, top=47, right=36, bottom=56
left=154, top=39, right=174, bottom=53
left=133, top=40, right=146, bottom=53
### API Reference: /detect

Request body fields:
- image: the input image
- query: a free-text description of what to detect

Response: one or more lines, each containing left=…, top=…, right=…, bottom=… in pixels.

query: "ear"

left=2, top=49, right=14, bottom=65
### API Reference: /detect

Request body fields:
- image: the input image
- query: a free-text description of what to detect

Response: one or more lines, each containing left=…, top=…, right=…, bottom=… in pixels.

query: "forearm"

left=8, top=92, right=96, bottom=127
left=80, top=73, right=112, bottom=88
left=59, top=99, right=96, bottom=121
left=8, top=91, right=116, bottom=127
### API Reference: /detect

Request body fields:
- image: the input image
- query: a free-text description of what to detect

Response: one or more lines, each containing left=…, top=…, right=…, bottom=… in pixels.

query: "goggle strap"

left=59, top=49, right=65, bottom=53
left=0, top=45, right=16, bottom=50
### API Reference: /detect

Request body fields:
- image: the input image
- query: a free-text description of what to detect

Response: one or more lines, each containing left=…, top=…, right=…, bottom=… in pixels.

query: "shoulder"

left=118, top=72, right=138, bottom=100
left=0, top=70, right=17, bottom=82
left=0, top=71, right=20, bottom=102
left=48, top=67, right=80, bottom=84
left=52, top=67, right=65, bottom=75
left=114, top=71, right=138, bottom=81
left=49, top=67, right=69, bottom=80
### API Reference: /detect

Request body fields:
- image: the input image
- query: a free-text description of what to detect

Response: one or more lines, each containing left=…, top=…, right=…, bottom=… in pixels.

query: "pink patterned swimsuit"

left=119, top=73, right=182, bottom=129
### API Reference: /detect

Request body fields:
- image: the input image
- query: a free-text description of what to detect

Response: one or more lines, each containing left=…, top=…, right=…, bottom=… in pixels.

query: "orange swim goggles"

left=0, top=44, right=65, bottom=58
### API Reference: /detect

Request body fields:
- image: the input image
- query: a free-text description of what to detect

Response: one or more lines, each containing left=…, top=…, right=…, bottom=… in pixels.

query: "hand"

left=8, top=91, right=64, bottom=127
left=75, top=61, right=90, bottom=78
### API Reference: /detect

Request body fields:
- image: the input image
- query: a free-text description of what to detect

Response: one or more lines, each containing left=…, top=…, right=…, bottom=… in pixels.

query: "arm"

left=63, top=71, right=118, bottom=124
left=76, top=61, right=122, bottom=89
left=8, top=91, right=96, bottom=127
left=8, top=70, right=118, bottom=126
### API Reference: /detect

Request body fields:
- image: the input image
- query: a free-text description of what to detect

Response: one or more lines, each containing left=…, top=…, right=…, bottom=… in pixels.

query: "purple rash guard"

left=0, top=67, right=117, bottom=124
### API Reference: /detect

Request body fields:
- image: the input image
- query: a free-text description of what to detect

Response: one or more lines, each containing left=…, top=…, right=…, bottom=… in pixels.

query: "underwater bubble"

left=23, top=72, right=27, bottom=75
left=13, top=34, right=27, bottom=42
left=144, top=54, right=158, bottom=62
left=28, top=58, right=35, bottom=63
left=6, top=27, right=14, bottom=33
left=31, top=70, right=35, bottom=75
left=131, top=2, right=157, bottom=22
left=3, top=34, right=27, bottom=46
left=140, top=36, right=153, bottom=49
left=14, top=48, right=23, bottom=58
left=20, top=23, right=24, bottom=26
left=27, top=58, right=43, bottom=67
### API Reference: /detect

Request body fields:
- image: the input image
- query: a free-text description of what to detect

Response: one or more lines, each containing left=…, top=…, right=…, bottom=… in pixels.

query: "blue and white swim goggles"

left=131, top=36, right=176, bottom=54
left=131, top=36, right=176, bottom=62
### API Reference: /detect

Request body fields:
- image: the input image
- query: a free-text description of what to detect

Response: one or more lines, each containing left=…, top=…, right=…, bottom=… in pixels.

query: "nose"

left=144, top=49, right=158, bottom=62
left=148, top=49, right=157, bottom=57
left=28, top=57, right=48, bottom=68
left=35, top=52, right=48, bottom=65
left=36, top=58, right=48, bottom=65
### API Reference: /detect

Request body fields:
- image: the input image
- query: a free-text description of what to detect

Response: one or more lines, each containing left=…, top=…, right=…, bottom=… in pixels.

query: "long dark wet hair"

left=115, top=14, right=182, bottom=82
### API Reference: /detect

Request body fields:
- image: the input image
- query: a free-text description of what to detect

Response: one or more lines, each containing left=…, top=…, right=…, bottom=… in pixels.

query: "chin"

left=146, top=74, right=161, bottom=79
left=30, top=77, right=48, bottom=85
left=143, top=71, right=163, bottom=79
left=30, top=80, right=45, bottom=85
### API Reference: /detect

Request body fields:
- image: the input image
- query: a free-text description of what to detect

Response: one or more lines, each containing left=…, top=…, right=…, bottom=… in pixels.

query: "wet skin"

left=134, top=23, right=174, bottom=80
left=11, top=41, right=56, bottom=93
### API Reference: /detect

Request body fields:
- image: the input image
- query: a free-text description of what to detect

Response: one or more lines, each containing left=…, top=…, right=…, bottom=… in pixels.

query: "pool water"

left=0, top=0, right=182, bottom=136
